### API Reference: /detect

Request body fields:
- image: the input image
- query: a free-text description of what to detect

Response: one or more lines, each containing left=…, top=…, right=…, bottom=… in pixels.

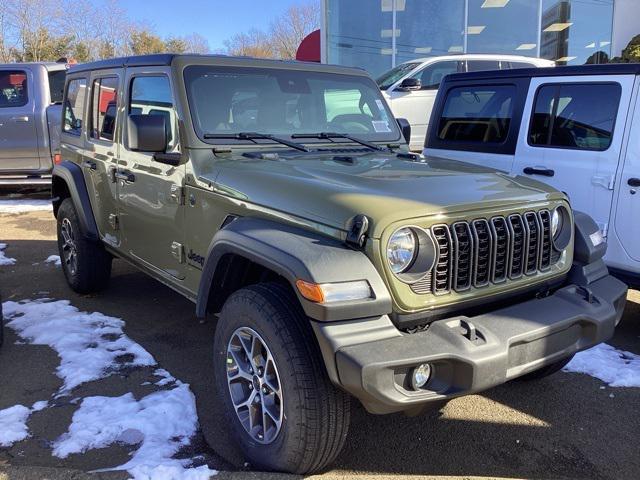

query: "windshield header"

left=184, top=65, right=401, bottom=146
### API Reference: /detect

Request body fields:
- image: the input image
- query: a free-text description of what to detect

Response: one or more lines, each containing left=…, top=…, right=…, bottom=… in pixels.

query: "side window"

left=90, top=76, right=118, bottom=142
left=0, top=70, right=28, bottom=108
left=63, top=77, right=87, bottom=136
left=128, top=75, right=176, bottom=149
left=466, top=60, right=500, bottom=72
left=528, top=83, right=621, bottom=151
left=412, top=61, right=459, bottom=90
left=437, top=85, right=516, bottom=144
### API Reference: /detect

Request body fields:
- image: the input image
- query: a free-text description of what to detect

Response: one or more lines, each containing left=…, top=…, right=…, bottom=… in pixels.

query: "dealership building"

left=321, top=0, right=639, bottom=76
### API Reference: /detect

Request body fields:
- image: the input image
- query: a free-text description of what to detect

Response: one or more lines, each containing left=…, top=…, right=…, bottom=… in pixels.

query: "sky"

left=117, top=0, right=312, bottom=51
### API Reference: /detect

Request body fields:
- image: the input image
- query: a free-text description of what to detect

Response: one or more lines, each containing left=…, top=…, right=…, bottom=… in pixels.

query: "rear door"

left=0, top=67, right=40, bottom=171
left=388, top=60, right=462, bottom=150
left=513, top=75, right=635, bottom=236
left=83, top=69, right=122, bottom=245
left=613, top=78, right=640, bottom=264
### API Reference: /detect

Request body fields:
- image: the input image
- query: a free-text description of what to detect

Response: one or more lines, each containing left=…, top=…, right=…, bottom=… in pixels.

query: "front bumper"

left=312, top=274, right=627, bottom=414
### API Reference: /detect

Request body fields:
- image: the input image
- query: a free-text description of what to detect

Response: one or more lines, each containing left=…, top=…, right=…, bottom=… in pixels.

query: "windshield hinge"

left=345, top=214, right=369, bottom=249
left=170, top=184, right=184, bottom=205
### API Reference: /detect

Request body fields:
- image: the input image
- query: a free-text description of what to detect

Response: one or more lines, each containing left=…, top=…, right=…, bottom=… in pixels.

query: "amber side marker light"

left=53, top=153, right=62, bottom=165
left=295, top=279, right=372, bottom=304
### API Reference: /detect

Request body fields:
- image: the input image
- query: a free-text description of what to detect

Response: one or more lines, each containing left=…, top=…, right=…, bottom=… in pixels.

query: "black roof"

left=444, top=62, right=640, bottom=83
left=68, top=54, right=176, bottom=73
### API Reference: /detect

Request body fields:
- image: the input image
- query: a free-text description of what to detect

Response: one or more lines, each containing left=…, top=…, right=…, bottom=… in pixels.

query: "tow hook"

left=576, top=286, right=599, bottom=305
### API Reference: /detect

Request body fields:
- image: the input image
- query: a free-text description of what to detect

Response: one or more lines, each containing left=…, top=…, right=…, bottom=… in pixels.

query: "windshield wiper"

left=291, top=132, right=389, bottom=152
left=203, top=132, right=310, bottom=152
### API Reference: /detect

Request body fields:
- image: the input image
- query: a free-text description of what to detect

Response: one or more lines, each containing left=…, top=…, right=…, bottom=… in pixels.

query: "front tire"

left=210, top=283, right=350, bottom=474
left=56, top=198, right=112, bottom=294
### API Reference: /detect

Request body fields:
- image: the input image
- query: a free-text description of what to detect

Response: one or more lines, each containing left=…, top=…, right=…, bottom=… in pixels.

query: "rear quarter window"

left=437, top=85, right=516, bottom=144
left=528, top=83, right=621, bottom=151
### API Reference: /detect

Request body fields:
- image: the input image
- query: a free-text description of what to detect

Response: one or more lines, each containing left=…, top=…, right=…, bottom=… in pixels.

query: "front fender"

left=51, top=161, right=99, bottom=241
left=196, top=217, right=392, bottom=321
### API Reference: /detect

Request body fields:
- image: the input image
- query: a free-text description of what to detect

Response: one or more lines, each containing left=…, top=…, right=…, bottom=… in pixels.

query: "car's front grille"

left=411, top=210, right=558, bottom=296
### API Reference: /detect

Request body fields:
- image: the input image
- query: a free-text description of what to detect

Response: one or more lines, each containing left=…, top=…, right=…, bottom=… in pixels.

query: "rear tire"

left=519, top=354, right=575, bottom=381
left=209, top=282, right=350, bottom=474
left=56, top=198, right=112, bottom=294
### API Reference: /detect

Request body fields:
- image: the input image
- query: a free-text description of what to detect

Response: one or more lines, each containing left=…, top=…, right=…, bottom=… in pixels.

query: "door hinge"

left=171, top=241, right=185, bottom=263
left=108, top=213, right=119, bottom=230
left=170, top=184, right=184, bottom=205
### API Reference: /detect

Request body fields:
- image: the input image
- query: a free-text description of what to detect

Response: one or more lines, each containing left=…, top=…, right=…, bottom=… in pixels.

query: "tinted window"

left=412, top=61, right=460, bottom=90
left=466, top=60, right=500, bottom=72
left=528, top=83, right=621, bottom=151
left=48, top=69, right=66, bottom=104
left=129, top=76, right=175, bottom=148
left=63, top=78, right=86, bottom=135
left=376, top=62, right=420, bottom=90
left=438, top=85, right=516, bottom=144
left=90, top=77, right=118, bottom=141
left=0, top=70, right=28, bottom=108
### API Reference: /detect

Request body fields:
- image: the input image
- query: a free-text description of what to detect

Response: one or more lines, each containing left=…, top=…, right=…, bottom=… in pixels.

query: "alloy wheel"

left=60, top=217, right=78, bottom=275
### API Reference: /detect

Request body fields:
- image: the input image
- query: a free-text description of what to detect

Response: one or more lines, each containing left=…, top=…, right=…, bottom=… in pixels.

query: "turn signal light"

left=53, top=153, right=62, bottom=165
left=296, top=279, right=372, bottom=304
left=296, top=280, right=325, bottom=303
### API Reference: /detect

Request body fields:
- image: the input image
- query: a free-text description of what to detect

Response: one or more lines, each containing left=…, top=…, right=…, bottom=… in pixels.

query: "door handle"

left=114, top=171, right=135, bottom=183
left=82, top=160, right=97, bottom=171
left=523, top=166, right=555, bottom=177
left=11, top=115, right=29, bottom=122
left=628, top=177, right=640, bottom=187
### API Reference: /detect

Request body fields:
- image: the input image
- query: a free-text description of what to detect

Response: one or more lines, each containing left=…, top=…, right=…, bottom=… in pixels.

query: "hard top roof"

left=68, top=53, right=368, bottom=76
left=443, top=62, right=640, bottom=83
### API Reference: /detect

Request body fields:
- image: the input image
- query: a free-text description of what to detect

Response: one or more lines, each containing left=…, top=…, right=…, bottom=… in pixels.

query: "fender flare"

left=195, top=217, right=392, bottom=321
left=51, top=161, right=99, bottom=241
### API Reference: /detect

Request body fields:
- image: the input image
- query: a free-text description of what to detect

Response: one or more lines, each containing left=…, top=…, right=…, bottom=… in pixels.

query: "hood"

left=200, top=151, right=562, bottom=239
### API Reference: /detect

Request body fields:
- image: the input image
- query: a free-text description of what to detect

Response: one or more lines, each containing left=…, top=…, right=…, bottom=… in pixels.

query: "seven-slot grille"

left=411, top=210, right=557, bottom=296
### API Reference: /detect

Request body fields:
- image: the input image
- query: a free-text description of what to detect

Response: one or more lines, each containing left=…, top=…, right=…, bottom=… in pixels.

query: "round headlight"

left=387, top=228, right=416, bottom=274
left=551, top=208, right=563, bottom=239
left=551, top=206, right=571, bottom=251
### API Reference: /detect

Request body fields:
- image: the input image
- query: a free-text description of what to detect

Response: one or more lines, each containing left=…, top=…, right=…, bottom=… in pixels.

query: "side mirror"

left=396, top=118, right=411, bottom=144
left=127, top=114, right=167, bottom=152
left=398, top=78, right=421, bottom=91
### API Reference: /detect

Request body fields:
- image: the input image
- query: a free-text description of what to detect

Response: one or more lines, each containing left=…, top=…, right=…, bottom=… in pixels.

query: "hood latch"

left=346, top=214, right=369, bottom=250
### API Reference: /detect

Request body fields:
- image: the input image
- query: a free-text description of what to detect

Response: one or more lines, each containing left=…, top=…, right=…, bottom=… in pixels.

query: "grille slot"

left=431, top=225, right=452, bottom=295
left=471, top=219, right=492, bottom=287
left=451, top=222, right=473, bottom=291
left=410, top=209, right=563, bottom=296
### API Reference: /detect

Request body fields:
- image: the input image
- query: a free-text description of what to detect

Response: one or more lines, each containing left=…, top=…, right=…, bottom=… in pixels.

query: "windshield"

left=184, top=65, right=401, bottom=145
left=376, top=62, right=420, bottom=90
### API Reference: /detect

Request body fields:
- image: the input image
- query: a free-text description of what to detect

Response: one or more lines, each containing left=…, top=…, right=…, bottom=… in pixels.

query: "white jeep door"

left=512, top=75, right=635, bottom=239
left=388, top=60, right=461, bottom=151
left=613, top=78, right=640, bottom=266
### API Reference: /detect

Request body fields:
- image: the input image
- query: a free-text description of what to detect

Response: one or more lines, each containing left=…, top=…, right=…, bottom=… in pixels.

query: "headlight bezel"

left=551, top=205, right=572, bottom=251
left=386, top=226, right=437, bottom=284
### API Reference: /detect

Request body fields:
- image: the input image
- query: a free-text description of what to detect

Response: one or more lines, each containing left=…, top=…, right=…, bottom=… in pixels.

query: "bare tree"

left=183, top=33, right=210, bottom=54
left=5, top=0, right=64, bottom=61
left=269, top=3, right=320, bottom=59
left=224, top=29, right=275, bottom=58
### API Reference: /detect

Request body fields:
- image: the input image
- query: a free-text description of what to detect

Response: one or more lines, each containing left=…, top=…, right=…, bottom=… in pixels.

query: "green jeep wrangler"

left=52, top=54, right=627, bottom=473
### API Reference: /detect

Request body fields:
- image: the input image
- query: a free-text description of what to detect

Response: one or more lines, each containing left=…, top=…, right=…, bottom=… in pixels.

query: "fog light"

left=411, top=363, right=432, bottom=390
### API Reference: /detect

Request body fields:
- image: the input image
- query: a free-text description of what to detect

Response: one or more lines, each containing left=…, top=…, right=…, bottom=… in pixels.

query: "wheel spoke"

left=227, top=349, right=253, bottom=381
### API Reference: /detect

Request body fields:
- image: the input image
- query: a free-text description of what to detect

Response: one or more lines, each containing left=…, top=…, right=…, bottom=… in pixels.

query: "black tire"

left=519, top=354, right=575, bottom=381
left=210, top=282, right=350, bottom=474
left=0, top=298, right=4, bottom=348
left=56, top=198, right=112, bottom=294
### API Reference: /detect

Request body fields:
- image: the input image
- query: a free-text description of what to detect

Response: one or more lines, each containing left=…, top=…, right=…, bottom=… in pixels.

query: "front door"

left=0, top=68, right=40, bottom=171
left=513, top=75, right=636, bottom=237
left=116, top=68, right=186, bottom=280
left=82, top=70, right=122, bottom=244
left=614, top=80, right=640, bottom=263
left=388, top=60, right=461, bottom=150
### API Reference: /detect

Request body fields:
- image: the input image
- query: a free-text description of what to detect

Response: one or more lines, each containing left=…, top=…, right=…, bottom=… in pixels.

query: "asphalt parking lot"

left=1, top=193, right=639, bottom=480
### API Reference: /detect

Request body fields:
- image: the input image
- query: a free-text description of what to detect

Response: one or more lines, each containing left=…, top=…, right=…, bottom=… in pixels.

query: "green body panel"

left=60, top=54, right=574, bottom=316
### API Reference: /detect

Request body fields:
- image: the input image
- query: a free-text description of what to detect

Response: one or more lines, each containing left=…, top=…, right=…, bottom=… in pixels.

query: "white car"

left=424, top=63, right=640, bottom=286
left=377, top=54, right=554, bottom=151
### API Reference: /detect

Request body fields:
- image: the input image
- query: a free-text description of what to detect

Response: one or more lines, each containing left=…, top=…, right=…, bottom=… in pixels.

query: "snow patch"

left=3, top=299, right=156, bottom=392
left=45, top=255, right=61, bottom=266
left=564, top=343, right=640, bottom=387
left=0, top=405, right=31, bottom=447
left=0, top=243, right=16, bottom=266
left=53, top=385, right=217, bottom=480
left=0, top=199, right=52, bottom=213
left=154, top=368, right=177, bottom=386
